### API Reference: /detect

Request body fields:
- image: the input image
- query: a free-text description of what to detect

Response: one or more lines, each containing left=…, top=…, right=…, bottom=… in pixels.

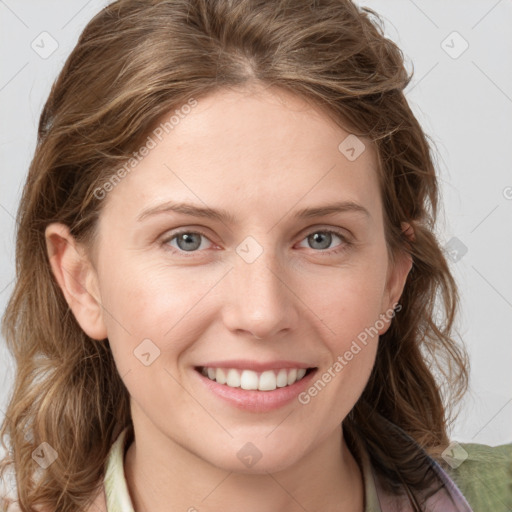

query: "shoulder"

left=0, top=471, right=19, bottom=512
left=84, top=486, right=108, bottom=512
left=443, top=441, right=512, bottom=511
left=0, top=497, right=19, bottom=512
left=1, top=486, right=107, bottom=512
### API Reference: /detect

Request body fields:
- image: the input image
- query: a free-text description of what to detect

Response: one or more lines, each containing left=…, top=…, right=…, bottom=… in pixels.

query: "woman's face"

left=55, top=85, right=411, bottom=472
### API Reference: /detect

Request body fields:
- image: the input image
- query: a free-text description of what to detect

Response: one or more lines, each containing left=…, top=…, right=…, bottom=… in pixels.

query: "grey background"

left=1, top=0, right=511, bottom=446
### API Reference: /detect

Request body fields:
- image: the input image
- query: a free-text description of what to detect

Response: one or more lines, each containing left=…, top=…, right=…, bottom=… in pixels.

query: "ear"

left=45, top=223, right=108, bottom=340
left=378, top=222, right=414, bottom=334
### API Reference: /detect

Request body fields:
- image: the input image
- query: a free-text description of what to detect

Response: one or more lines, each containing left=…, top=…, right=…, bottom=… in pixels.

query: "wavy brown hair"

left=0, top=0, right=469, bottom=511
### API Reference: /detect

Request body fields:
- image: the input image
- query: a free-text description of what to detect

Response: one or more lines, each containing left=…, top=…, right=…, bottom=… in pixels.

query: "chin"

left=195, top=439, right=306, bottom=475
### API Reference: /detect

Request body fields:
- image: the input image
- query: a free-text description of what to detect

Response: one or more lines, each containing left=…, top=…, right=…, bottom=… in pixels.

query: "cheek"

left=298, top=273, right=384, bottom=424
left=309, top=259, right=389, bottom=348
left=97, top=256, right=211, bottom=366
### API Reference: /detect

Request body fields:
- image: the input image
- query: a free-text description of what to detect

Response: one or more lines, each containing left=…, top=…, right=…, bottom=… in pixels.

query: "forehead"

left=99, top=85, right=382, bottom=226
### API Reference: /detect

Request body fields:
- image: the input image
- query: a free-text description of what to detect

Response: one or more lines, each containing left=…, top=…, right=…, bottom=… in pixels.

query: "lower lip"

left=194, top=368, right=318, bottom=412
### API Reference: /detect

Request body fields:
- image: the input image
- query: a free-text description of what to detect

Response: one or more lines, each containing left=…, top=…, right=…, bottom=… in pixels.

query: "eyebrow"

left=137, top=200, right=371, bottom=223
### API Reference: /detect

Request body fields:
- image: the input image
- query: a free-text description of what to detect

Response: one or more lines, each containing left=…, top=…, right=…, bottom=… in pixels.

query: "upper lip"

left=196, top=360, right=316, bottom=372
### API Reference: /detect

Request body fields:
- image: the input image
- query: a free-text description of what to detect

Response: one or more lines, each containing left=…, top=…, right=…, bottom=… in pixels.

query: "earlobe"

left=45, top=223, right=108, bottom=340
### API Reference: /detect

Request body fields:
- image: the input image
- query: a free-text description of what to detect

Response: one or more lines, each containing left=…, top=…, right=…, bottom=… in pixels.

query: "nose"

left=221, top=247, right=300, bottom=340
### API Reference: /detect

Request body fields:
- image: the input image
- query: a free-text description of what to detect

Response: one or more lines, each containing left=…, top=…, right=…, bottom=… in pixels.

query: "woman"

left=1, top=0, right=510, bottom=511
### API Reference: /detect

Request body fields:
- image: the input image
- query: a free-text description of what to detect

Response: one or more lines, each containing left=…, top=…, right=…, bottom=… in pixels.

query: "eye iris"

left=309, top=232, right=332, bottom=250
left=176, top=233, right=201, bottom=251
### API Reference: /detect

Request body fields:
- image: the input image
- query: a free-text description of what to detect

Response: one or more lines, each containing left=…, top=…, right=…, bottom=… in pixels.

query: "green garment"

left=444, top=441, right=512, bottom=511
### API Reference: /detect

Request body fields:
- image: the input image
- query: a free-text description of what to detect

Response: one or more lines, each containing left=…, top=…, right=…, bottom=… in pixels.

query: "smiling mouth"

left=195, top=366, right=316, bottom=391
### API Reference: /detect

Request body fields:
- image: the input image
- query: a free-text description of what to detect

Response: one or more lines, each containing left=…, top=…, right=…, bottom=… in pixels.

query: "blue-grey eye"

left=173, top=232, right=204, bottom=251
left=305, top=231, right=341, bottom=250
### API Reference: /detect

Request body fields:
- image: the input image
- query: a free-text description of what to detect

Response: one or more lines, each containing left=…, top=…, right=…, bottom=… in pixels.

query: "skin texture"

left=46, top=84, right=412, bottom=512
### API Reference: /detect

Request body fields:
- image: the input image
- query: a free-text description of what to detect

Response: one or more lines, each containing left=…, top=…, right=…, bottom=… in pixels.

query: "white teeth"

left=287, top=368, right=297, bottom=385
left=216, top=368, right=227, bottom=384
left=226, top=369, right=241, bottom=387
left=240, top=370, right=259, bottom=390
left=201, top=367, right=311, bottom=391
left=258, top=370, right=277, bottom=391
left=276, top=369, right=288, bottom=388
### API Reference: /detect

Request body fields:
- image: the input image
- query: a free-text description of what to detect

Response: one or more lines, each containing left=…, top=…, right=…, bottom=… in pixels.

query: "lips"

left=194, top=362, right=318, bottom=412
left=192, top=359, right=318, bottom=411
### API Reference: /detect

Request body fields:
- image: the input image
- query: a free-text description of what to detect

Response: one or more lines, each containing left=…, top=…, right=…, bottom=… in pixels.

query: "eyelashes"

left=161, top=228, right=352, bottom=257
left=296, top=229, right=351, bottom=254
